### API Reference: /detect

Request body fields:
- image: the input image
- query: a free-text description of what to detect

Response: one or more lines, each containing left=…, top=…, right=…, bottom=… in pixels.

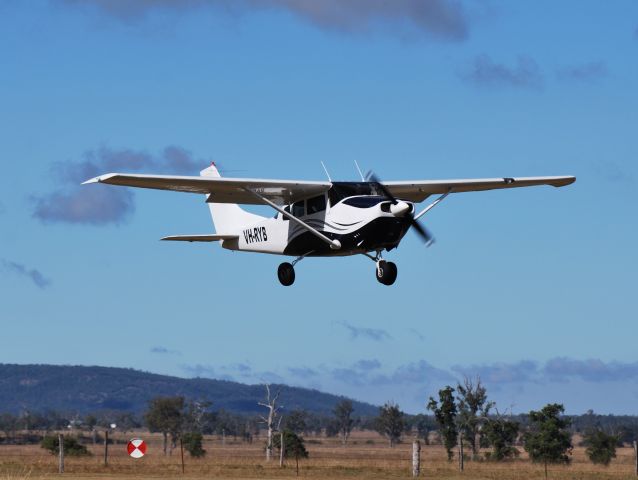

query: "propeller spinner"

left=368, top=172, right=435, bottom=247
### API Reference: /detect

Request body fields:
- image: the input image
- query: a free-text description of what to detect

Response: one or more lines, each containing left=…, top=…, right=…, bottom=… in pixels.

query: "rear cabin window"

left=306, top=195, right=326, bottom=214
left=292, top=201, right=305, bottom=217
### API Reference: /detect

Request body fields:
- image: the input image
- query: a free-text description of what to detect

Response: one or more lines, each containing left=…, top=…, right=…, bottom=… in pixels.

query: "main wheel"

left=376, top=261, right=397, bottom=286
left=277, top=262, right=295, bottom=286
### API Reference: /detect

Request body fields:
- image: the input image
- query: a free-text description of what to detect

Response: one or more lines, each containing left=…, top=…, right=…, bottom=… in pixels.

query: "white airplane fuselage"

left=220, top=194, right=414, bottom=257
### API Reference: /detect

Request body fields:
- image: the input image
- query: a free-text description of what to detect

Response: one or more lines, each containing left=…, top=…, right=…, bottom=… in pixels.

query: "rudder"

left=200, top=163, right=265, bottom=233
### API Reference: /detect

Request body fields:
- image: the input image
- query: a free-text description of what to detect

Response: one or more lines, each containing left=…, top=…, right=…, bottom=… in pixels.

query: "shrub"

left=182, top=432, right=206, bottom=457
left=40, top=435, right=91, bottom=456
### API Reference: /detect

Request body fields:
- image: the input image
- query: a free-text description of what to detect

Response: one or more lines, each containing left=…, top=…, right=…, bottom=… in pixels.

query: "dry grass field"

left=1, top=430, right=637, bottom=480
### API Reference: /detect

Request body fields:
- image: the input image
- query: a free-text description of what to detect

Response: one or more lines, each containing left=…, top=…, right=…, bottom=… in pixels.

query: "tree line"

left=0, top=381, right=634, bottom=471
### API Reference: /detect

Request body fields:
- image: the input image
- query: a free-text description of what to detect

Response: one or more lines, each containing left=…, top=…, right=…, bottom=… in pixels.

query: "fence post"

left=279, top=432, right=285, bottom=467
left=458, top=436, right=464, bottom=472
left=412, top=440, right=421, bottom=477
left=633, top=440, right=637, bottom=476
left=104, top=430, right=109, bottom=467
left=58, top=433, right=64, bottom=474
left=180, top=437, right=185, bottom=474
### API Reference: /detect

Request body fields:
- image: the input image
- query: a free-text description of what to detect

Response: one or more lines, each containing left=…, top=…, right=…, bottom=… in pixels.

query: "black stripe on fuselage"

left=283, top=216, right=411, bottom=257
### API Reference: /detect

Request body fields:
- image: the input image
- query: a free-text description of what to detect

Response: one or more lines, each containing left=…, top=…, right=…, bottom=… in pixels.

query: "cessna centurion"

left=84, top=164, right=575, bottom=286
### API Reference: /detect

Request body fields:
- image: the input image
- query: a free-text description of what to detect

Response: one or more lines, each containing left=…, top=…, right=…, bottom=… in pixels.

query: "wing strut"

left=414, top=190, right=452, bottom=221
left=244, top=189, right=341, bottom=250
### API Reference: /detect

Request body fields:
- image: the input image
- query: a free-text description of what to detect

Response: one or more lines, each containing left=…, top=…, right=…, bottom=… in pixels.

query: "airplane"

left=83, top=164, right=575, bottom=286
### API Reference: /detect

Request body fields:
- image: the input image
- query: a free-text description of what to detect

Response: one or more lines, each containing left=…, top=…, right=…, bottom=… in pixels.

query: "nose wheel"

left=376, top=260, right=397, bottom=286
left=277, top=262, right=295, bottom=286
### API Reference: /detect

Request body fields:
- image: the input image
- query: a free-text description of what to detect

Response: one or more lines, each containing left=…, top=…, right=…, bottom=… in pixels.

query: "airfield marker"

left=127, top=438, right=147, bottom=458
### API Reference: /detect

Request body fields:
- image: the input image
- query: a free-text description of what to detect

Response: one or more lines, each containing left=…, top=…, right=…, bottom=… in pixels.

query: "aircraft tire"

left=376, top=261, right=397, bottom=286
left=278, top=262, right=295, bottom=286
left=384, top=262, right=398, bottom=285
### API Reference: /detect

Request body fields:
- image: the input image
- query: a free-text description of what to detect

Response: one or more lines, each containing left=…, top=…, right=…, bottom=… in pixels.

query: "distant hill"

left=0, top=364, right=378, bottom=416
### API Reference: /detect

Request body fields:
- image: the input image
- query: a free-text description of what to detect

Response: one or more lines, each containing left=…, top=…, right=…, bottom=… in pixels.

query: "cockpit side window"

left=282, top=205, right=291, bottom=220
left=306, top=194, right=326, bottom=214
left=292, top=200, right=305, bottom=217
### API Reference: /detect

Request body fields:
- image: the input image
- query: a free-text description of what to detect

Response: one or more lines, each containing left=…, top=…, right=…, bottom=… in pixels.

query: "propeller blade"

left=409, top=216, right=435, bottom=247
left=368, top=171, right=435, bottom=247
left=367, top=172, right=398, bottom=204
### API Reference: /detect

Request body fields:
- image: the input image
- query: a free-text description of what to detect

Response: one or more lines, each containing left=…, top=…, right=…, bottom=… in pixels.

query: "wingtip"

left=82, top=173, right=118, bottom=185
left=559, top=176, right=576, bottom=187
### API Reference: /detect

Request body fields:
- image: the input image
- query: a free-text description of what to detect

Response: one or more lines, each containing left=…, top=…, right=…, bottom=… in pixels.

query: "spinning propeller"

left=367, top=173, right=435, bottom=247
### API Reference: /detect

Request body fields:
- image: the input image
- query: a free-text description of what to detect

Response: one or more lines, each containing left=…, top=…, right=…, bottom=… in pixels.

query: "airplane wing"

left=83, top=173, right=331, bottom=205
left=161, top=234, right=239, bottom=242
left=382, top=176, right=575, bottom=203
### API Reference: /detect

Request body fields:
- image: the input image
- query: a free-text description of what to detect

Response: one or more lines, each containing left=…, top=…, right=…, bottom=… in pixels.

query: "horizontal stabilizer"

left=161, top=234, right=239, bottom=242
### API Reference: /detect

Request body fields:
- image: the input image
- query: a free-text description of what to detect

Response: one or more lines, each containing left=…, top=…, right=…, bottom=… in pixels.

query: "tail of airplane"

left=200, top=163, right=266, bottom=233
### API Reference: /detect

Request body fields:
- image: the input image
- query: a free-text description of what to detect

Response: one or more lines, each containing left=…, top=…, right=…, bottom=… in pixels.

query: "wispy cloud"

left=556, top=61, right=608, bottom=82
left=338, top=321, right=392, bottom=342
left=288, top=366, right=319, bottom=378
left=32, top=145, right=204, bottom=225
left=1, top=260, right=52, bottom=289
left=594, top=161, right=634, bottom=185
left=451, top=360, right=538, bottom=384
left=177, top=356, right=638, bottom=414
left=353, top=359, right=382, bottom=371
left=385, top=360, right=454, bottom=384
left=61, top=0, right=470, bottom=41
left=460, top=54, right=543, bottom=90
left=542, top=357, right=638, bottom=383
left=408, top=328, right=426, bottom=342
left=150, top=346, right=182, bottom=356
left=181, top=364, right=233, bottom=381
left=181, top=363, right=285, bottom=384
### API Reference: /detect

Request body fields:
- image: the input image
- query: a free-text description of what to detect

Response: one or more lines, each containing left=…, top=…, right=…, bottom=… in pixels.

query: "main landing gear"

left=277, top=262, right=295, bottom=286
left=277, top=251, right=313, bottom=286
left=278, top=251, right=398, bottom=286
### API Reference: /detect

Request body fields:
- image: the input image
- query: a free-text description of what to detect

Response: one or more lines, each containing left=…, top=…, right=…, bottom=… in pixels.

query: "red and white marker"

left=127, top=438, right=147, bottom=458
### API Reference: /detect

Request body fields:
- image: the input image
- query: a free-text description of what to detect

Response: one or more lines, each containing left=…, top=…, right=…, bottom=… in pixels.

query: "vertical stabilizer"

left=200, top=164, right=265, bottom=233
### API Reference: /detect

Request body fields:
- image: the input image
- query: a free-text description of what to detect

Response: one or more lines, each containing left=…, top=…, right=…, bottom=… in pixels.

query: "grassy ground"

left=1, top=430, right=636, bottom=479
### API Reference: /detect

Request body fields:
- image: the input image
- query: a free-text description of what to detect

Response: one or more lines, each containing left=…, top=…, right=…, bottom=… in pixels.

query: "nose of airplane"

left=389, top=201, right=412, bottom=217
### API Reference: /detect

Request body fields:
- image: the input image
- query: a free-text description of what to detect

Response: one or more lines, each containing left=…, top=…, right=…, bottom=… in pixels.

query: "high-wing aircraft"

left=84, top=164, right=575, bottom=286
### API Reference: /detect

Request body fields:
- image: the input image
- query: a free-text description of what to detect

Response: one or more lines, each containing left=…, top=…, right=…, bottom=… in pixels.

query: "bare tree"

left=456, top=376, right=493, bottom=459
left=258, top=384, right=282, bottom=461
left=333, top=400, right=355, bottom=445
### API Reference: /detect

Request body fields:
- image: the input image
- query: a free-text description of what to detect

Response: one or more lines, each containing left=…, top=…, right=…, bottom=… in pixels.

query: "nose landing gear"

left=376, top=260, right=398, bottom=286
left=363, top=251, right=398, bottom=286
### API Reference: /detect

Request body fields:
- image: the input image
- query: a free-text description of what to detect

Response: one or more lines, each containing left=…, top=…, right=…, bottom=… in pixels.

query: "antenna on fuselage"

left=320, top=161, right=332, bottom=182
left=354, top=160, right=365, bottom=181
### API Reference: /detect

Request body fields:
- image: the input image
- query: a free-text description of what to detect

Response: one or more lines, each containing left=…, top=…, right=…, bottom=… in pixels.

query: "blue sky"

left=1, top=0, right=637, bottom=415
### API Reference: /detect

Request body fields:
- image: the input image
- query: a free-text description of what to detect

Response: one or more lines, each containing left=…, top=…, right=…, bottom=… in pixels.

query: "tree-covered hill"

left=0, top=364, right=377, bottom=416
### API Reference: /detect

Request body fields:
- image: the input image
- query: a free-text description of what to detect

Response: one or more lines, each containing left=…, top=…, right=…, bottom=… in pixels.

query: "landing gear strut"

left=363, top=251, right=398, bottom=286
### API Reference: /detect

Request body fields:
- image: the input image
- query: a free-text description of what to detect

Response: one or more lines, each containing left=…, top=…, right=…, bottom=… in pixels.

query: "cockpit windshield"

left=328, top=182, right=384, bottom=206
left=342, top=196, right=387, bottom=208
